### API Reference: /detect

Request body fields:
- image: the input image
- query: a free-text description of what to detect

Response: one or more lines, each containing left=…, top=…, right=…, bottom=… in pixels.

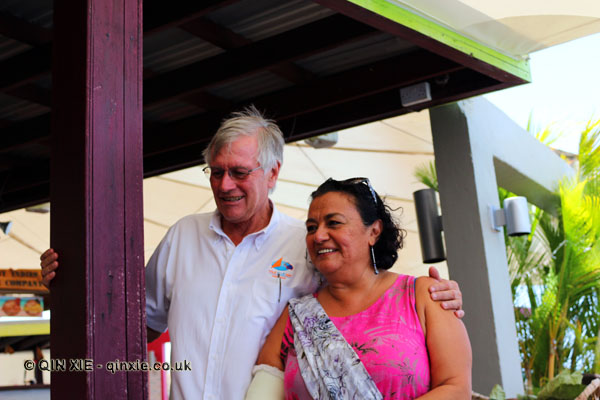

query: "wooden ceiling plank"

left=143, top=14, right=377, bottom=107
left=143, top=0, right=242, bottom=35
left=0, top=115, right=50, bottom=152
left=0, top=11, right=53, bottom=46
left=6, top=84, right=52, bottom=107
left=180, top=17, right=252, bottom=48
left=181, top=92, right=234, bottom=111
left=0, top=159, right=49, bottom=194
left=0, top=181, right=49, bottom=214
left=181, top=17, right=316, bottom=95
left=0, top=45, right=52, bottom=92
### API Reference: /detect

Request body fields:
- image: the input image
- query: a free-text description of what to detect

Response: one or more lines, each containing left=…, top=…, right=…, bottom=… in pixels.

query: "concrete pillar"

left=429, top=97, right=572, bottom=396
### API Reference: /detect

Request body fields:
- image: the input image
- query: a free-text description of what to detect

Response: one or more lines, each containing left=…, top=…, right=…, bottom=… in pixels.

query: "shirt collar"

left=208, top=201, right=279, bottom=249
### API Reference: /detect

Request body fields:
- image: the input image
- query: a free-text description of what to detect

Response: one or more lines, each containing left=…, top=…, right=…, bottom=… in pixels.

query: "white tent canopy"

left=391, top=0, right=600, bottom=57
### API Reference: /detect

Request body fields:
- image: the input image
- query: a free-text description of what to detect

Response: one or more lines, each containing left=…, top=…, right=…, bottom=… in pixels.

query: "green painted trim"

left=347, top=0, right=531, bottom=82
left=0, top=321, right=50, bottom=337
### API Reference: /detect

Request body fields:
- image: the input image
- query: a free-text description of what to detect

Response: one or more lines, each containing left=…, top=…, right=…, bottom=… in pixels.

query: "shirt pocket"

left=246, top=279, right=293, bottom=330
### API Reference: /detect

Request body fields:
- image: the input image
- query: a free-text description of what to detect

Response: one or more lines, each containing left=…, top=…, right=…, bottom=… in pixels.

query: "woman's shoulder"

left=413, top=276, right=438, bottom=306
left=414, top=275, right=438, bottom=291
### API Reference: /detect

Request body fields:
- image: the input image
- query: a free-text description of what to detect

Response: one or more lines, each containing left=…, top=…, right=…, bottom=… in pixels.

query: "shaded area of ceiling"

left=0, top=0, right=526, bottom=213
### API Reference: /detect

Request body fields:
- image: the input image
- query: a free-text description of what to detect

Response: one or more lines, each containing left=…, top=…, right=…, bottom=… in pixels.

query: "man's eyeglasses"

left=203, top=166, right=262, bottom=181
left=339, top=177, right=379, bottom=205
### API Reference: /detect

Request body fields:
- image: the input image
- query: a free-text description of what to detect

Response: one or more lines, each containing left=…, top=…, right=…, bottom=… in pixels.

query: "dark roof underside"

left=0, top=0, right=526, bottom=213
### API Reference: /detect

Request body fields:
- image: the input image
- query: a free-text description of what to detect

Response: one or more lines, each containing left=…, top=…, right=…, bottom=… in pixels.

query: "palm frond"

left=414, top=161, right=438, bottom=191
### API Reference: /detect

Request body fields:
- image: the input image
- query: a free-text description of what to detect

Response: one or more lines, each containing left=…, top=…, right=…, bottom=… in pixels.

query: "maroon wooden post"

left=50, top=0, right=146, bottom=398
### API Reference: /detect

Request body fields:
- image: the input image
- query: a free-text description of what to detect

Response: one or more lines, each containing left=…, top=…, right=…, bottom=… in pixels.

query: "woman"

left=248, top=178, right=472, bottom=399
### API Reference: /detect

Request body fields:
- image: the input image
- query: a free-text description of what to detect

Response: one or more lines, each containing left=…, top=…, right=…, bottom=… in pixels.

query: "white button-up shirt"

left=146, top=207, right=319, bottom=399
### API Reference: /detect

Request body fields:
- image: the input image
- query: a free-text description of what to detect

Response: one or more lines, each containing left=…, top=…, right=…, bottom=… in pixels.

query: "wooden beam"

left=315, top=0, right=530, bottom=83
left=143, top=0, right=241, bottom=35
left=0, top=178, right=49, bottom=214
left=143, top=14, right=377, bottom=107
left=180, top=17, right=316, bottom=85
left=180, top=17, right=252, bottom=48
left=50, top=0, right=146, bottom=398
left=0, top=11, right=53, bottom=45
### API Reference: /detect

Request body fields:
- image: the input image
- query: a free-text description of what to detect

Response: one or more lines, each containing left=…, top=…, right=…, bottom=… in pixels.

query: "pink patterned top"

left=281, top=275, right=430, bottom=399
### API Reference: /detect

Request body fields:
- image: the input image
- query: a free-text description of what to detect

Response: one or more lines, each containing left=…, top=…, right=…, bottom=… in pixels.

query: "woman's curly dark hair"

left=310, top=178, right=406, bottom=270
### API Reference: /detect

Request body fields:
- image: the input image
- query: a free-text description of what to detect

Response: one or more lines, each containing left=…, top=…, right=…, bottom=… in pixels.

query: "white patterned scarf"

left=288, top=294, right=383, bottom=400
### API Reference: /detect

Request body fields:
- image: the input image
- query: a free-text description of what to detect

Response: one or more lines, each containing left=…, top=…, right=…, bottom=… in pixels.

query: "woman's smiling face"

left=305, top=191, right=380, bottom=278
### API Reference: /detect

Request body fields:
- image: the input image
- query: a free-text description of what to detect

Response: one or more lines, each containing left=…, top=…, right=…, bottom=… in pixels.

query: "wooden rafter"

left=143, top=14, right=377, bottom=107
left=180, top=16, right=316, bottom=85
left=0, top=11, right=53, bottom=46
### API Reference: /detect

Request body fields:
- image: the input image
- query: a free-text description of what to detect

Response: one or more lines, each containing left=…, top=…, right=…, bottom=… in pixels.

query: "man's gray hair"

left=202, top=105, right=285, bottom=173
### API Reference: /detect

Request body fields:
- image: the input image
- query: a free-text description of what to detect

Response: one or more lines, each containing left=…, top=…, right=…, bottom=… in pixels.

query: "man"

left=41, top=106, right=463, bottom=399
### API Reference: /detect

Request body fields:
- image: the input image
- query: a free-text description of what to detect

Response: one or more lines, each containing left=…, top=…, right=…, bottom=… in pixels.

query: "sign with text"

left=0, top=269, right=49, bottom=294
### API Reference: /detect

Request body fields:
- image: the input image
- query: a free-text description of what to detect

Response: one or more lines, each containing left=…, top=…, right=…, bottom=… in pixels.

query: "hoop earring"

left=370, top=246, right=379, bottom=275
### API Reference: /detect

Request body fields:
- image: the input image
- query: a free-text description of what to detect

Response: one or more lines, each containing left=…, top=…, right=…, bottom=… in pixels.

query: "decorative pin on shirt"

left=269, top=258, right=294, bottom=302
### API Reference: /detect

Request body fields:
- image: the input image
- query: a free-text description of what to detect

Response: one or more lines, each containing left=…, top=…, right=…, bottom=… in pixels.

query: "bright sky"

left=483, top=32, right=600, bottom=154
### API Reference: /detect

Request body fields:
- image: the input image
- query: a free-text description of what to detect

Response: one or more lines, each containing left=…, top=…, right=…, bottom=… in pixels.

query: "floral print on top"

left=288, top=294, right=383, bottom=399
left=281, top=275, right=430, bottom=399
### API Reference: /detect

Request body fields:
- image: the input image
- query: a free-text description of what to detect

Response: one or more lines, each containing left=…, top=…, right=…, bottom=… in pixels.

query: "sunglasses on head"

left=333, top=177, right=379, bottom=206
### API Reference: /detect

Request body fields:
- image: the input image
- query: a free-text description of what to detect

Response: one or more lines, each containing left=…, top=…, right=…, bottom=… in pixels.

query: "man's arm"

left=427, top=266, right=464, bottom=318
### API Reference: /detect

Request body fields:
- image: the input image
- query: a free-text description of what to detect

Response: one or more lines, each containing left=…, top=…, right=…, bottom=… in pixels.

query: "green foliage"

left=536, top=370, right=585, bottom=400
left=489, top=384, right=506, bottom=400
left=490, top=370, right=585, bottom=400
left=414, top=161, right=438, bottom=191
left=508, top=120, right=600, bottom=392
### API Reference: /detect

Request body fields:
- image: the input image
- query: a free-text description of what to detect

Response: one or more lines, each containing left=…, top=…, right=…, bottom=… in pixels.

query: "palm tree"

left=508, top=120, right=600, bottom=389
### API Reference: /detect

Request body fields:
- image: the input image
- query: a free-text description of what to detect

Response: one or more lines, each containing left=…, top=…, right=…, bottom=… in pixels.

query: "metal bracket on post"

left=490, top=206, right=506, bottom=232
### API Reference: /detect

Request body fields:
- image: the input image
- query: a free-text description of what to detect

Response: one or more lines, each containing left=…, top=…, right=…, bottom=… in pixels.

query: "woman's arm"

left=415, top=276, right=472, bottom=399
left=245, top=307, right=289, bottom=400
left=255, top=306, right=289, bottom=370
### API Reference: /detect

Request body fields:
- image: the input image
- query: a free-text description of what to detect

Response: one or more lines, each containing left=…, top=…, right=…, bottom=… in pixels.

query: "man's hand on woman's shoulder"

left=427, top=266, right=464, bottom=318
